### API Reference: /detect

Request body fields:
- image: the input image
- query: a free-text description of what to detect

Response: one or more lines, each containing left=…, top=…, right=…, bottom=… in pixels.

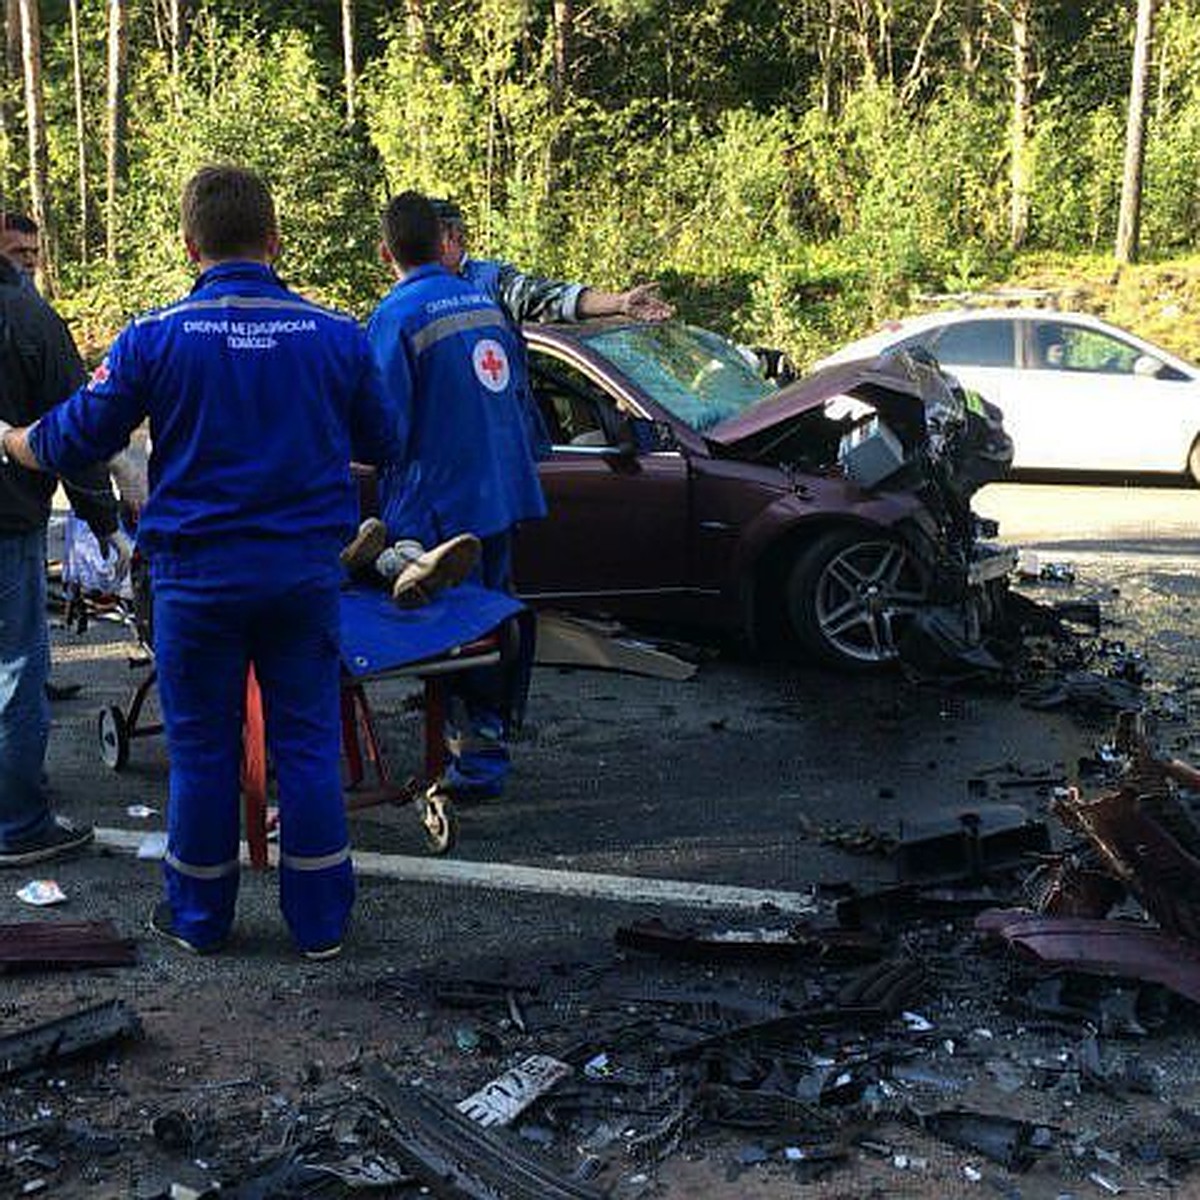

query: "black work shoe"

left=148, top=901, right=222, bottom=956
left=301, top=942, right=343, bottom=962
left=339, top=518, right=389, bottom=575
left=0, top=817, right=94, bottom=867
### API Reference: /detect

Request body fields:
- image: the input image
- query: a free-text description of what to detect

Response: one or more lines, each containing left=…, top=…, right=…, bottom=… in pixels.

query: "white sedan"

left=815, top=309, right=1200, bottom=482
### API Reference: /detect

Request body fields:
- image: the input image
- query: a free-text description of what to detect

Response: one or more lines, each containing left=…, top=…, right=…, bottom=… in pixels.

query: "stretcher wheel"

left=98, top=705, right=130, bottom=771
left=420, top=786, right=458, bottom=855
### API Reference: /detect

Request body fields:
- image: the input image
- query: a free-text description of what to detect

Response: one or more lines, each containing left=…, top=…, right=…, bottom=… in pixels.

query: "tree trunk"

left=17, top=0, right=53, bottom=293
left=1008, top=0, right=1032, bottom=250
left=169, top=0, right=183, bottom=80
left=817, top=0, right=842, bottom=117
left=2, top=0, right=21, bottom=202
left=70, top=0, right=89, bottom=264
left=106, top=0, right=128, bottom=267
left=405, top=0, right=430, bottom=56
left=340, top=0, right=356, bottom=125
left=960, top=0, right=982, bottom=79
left=1116, top=0, right=1156, bottom=264
left=551, top=0, right=572, bottom=109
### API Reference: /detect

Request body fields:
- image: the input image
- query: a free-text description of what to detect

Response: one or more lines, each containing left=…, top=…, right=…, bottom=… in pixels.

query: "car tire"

left=785, top=527, right=929, bottom=670
left=1189, top=438, right=1200, bottom=486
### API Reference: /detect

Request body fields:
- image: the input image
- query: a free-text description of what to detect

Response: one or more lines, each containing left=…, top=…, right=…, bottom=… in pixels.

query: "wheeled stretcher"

left=96, top=575, right=526, bottom=860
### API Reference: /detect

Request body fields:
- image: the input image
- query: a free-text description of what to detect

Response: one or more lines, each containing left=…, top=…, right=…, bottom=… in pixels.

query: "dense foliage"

left=4, top=0, right=1200, bottom=360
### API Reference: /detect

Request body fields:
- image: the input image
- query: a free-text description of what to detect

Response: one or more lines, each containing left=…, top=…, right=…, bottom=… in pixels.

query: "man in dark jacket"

left=0, top=251, right=120, bottom=866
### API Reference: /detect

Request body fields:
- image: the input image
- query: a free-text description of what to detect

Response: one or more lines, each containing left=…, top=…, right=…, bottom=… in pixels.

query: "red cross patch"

left=472, top=339, right=510, bottom=393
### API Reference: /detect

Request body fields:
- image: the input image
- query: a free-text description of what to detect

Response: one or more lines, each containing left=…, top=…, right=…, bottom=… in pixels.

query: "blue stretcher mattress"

left=338, top=582, right=524, bottom=679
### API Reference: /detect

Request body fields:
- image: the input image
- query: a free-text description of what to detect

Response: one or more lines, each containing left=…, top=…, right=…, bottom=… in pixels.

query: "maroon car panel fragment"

left=976, top=908, right=1200, bottom=1006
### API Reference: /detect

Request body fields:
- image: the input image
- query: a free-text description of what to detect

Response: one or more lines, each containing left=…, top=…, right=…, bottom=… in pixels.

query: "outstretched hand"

left=622, top=283, right=675, bottom=323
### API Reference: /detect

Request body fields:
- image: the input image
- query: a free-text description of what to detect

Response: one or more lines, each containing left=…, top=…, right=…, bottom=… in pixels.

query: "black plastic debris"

left=365, top=1062, right=604, bottom=1200
left=893, top=806, right=1051, bottom=884
left=1021, top=671, right=1145, bottom=714
left=897, top=606, right=1005, bottom=681
left=836, top=883, right=1006, bottom=932
left=150, top=1110, right=218, bottom=1158
left=0, top=999, right=141, bottom=1079
left=911, top=1108, right=1052, bottom=1171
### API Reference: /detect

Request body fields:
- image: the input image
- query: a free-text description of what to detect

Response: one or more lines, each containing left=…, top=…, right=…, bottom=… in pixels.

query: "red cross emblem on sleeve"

left=472, top=338, right=510, bottom=393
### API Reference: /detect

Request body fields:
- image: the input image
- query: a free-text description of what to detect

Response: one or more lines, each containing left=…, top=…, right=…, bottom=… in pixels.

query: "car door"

left=512, top=344, right=690, bottom=607
left=1017, top=318, right=1195, bottom=471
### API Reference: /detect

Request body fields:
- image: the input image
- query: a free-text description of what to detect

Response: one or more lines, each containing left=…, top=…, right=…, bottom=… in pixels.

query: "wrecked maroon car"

left=514, top=321, right=1016, bottom=670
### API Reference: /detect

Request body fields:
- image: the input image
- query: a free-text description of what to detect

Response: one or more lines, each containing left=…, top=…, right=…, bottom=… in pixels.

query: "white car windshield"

left=581, top=324, right=776, bottom=431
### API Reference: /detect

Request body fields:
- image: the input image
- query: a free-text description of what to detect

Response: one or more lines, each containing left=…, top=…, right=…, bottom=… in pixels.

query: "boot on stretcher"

left=390, top=533, right=481, bottom=607
left=340, top=518, right=389, bottom=576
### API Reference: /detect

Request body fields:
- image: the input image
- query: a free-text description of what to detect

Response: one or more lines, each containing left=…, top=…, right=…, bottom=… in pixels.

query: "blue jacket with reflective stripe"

left=367, top=263, right=546, bottom=546
left=29, top=262, right=402, bottom=559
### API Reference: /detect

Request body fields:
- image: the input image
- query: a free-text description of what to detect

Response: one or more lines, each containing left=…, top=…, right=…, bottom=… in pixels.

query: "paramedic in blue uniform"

left=0, top=166, right=403, bottom=959
left=368, top=192, right=545, bottom=801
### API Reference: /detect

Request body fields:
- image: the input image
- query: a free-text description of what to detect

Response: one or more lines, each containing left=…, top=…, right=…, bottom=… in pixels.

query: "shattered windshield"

left=580, top=324, right=776, bottom=431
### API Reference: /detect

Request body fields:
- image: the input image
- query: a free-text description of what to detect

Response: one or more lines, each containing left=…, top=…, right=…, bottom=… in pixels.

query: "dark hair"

left=181, top=165, right=277, bottom=259
left=0, top=211, right=38, bottom=235
left=381, top=192, right=440, bottom=268
left=429, top=197, right=465, bottom=227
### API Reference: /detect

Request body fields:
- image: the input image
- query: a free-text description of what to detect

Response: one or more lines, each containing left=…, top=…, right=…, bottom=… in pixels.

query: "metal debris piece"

left=893, top=806, right=1051, bottom=884
left=0, top=999, right=141, bottom=1079
left=0, top=920, right=136, bottom=970
left=977, top=909, right=1200, bottom=1005
left=457, top=1055, right=573, bottom=1127
left=615, top=917, right=881, bottom=964
left=366, top=1062, right=604, bottom=1200
left=1051, top=790, right=1200, bottom=942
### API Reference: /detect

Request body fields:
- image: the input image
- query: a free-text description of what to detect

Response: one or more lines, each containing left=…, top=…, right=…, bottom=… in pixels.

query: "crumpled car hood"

left=707, top=353, right=958, bottom=449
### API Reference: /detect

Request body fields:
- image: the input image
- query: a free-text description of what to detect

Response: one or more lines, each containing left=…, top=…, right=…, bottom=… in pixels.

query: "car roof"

left=820, top=307, right=1187, bottom=365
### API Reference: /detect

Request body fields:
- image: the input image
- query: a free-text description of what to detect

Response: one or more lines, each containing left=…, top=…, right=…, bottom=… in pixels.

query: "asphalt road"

left=977, top=477, right=1200, bottom=546
left=39, top=477, right=1200, bottom=904
left=12, top=479, right=1200, bottom=1199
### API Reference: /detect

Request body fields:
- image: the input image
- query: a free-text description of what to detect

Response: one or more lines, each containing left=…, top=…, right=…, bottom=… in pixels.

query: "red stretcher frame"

left=240, top=634, right=501, bottom=869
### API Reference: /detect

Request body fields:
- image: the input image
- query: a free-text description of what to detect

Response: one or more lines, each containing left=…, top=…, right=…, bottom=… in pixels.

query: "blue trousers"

left=444, top=531, right=532, bottom=797
left=0, top=529, right=53, bottom=848
left=152, top=543, right=353, bottom=952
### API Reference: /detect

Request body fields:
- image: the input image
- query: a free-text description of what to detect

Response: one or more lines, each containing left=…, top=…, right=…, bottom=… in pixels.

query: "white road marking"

left=95, top=827, right=818, bottom=915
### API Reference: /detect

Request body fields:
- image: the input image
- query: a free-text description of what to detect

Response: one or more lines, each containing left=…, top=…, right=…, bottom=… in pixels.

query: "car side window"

left=528, top=349, right=622, bottom=447
left=925, top=320, right=1015, bottom=368
left=1033, top=321, right=1138, bottom=375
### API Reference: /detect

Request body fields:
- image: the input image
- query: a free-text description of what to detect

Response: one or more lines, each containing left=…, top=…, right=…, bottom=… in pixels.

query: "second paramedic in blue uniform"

left=368, top=192, right=545, bottom=801
left=1, top=166, right=403, bottom=959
